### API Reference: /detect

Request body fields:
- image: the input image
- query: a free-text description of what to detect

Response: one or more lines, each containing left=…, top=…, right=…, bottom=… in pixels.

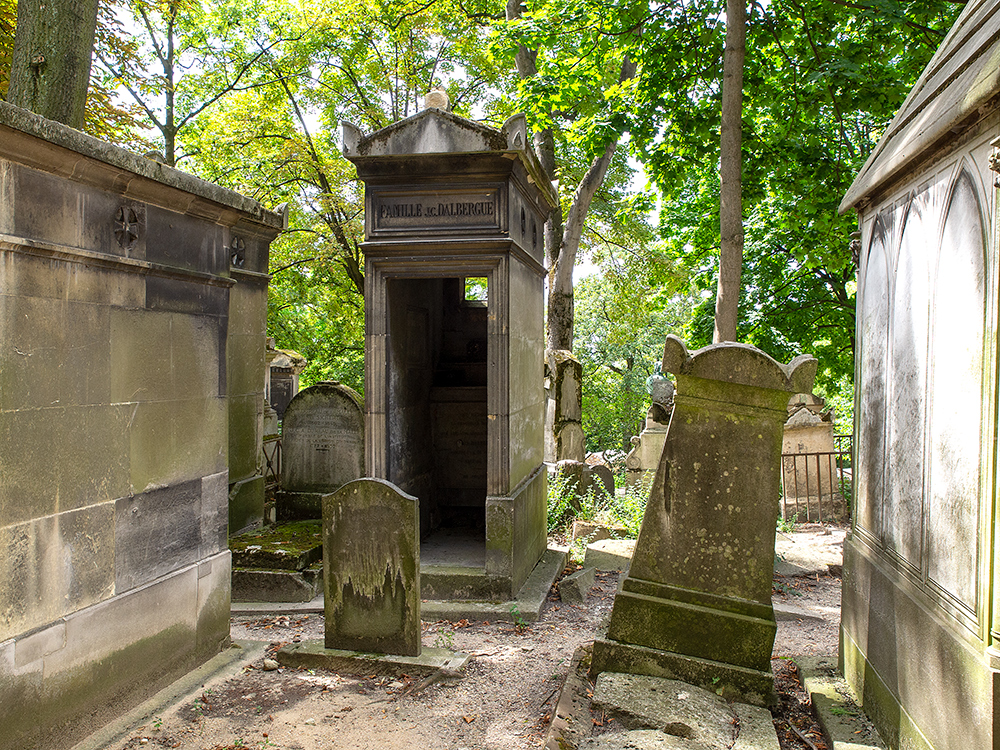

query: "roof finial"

left=424, top=87, right=449, bottom=110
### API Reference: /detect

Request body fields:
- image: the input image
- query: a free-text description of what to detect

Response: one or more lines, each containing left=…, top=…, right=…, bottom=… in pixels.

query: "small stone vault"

left=343, top=108, right=557, bottom=599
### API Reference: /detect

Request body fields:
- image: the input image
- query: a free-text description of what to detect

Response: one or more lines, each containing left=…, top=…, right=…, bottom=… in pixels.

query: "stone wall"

left=844, top=110, right=999, bottom=750
left=0, top=102, right=281, bottom=750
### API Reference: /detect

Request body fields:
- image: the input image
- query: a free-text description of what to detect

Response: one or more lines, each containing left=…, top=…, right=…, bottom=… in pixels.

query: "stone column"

left=591, top=335, right=816, bottom=706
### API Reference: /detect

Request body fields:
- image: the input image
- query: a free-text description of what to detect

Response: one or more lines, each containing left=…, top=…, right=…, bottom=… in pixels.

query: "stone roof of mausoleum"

left=841, top=0, right=1000, bottom=213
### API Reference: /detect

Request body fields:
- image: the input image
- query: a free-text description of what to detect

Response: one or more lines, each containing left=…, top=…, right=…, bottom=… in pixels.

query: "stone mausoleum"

left=0, top=101, right=282, bottom=749
left=343, top=108, right=557, bottom=600
left=840, top=1, right=1000, bottom=747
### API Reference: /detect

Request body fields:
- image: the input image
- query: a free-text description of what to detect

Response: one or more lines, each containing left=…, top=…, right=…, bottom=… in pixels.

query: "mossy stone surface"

left=597, top=338, right=815, bottom=704
left=230, top=520, right=323, bottom=570
left=323, top=479, right=420, bottom=656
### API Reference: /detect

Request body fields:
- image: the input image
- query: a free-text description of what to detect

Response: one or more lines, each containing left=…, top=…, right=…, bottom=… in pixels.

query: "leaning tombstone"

left=591, top=335, right=816, bottom=706
left=591, top=463, right=615, bottom=498
left=323, top=478, right=421, bottom=655
left=276, top=381, right=364, bottom=520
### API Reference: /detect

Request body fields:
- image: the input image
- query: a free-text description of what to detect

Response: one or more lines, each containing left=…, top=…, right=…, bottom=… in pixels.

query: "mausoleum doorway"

left=384, top=276, right=490, bottom=567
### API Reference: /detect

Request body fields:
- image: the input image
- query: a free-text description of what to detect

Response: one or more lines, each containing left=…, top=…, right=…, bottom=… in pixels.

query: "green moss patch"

left=230, top=521, right=322, bottom=570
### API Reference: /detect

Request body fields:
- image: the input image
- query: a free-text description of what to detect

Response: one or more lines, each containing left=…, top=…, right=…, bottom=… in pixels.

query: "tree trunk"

left=8, top=0, right=99, bottom=127
left=714, top=0, right=746, bottom=343
left=548, top=136, right=619, bottom=351
left=545, top=55, right=636, bottom=351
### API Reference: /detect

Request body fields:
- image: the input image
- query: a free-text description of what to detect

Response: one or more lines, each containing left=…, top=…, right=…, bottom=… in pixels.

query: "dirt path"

left=108, top=527, right=845, bottom=750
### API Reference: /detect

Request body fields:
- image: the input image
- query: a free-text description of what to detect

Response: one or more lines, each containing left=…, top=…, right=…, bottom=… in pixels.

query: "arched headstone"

left=277, top=382, right=364, bottom=520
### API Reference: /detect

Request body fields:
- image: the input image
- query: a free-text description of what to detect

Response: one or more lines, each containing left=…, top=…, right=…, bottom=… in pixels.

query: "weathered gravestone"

left=323, top=478, right=421, bottom=656
left=545, top=349, right=585, bottom=463
left=591, top=464, right=615, bottom=498
left=591, top=335, right=816, bottom=705
left=277, top=381, right=364, bottom=520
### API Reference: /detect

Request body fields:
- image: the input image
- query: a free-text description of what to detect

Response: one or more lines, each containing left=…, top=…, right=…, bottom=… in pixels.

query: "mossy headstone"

left=278, top=381, right=364, bottom=520
left=591, top=336, right=816, bottom=705
left=323, top=478, right=421, bottom=656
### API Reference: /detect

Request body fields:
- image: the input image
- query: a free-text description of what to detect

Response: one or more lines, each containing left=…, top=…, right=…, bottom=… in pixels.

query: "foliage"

left=656, top=0, right=961, bottom=394
left=501, top=0, right=961, bottom=430
left=180, top=0, right=510, bottom=386
left=574, top=248, right=694, bottom=452
left=1, top=0, right=151, bottom=146
left=0, top=0, right=14, bottom=98
left=599, top=474, right=651, bottom=538
left=92, top=0, right=299, bottom=165
left=546, top=470, right=581, bottom=534
left=546, top=468, right=651, bottom=539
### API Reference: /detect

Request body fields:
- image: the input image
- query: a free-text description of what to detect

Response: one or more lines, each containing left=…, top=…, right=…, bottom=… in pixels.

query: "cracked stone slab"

left=579, top=730, right=712, bottom=749
left=592, top=673, right=738, bottom=749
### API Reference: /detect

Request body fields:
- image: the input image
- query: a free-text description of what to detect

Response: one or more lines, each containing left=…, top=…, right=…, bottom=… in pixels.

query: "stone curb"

left=276, top=642, right=469, bottom=678
left=793, top=656, right=886, bottom=750
left=70, top=640, right=267, bottom=750
left=544, top=644, right=595, bottom=750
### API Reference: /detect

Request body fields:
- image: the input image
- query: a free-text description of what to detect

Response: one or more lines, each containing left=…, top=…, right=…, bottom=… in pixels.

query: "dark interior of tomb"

left=386, top=276, right=489, bottom=566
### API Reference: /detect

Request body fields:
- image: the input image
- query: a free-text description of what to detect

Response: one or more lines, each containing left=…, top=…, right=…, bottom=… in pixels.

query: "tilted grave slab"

left=592, top=336, right=816, bottom=706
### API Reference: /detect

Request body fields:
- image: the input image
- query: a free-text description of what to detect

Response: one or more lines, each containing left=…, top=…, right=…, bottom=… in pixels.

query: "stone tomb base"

left=604, top=578, right=777, bottom=673
left=276, top=642, right=469, bottom=678
left=591, top=639, right=776, bottom=710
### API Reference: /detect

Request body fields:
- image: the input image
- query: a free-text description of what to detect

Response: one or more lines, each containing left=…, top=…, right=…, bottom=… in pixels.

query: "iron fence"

left=263, top=436, right=281, bottom=489
left=780, top=434, right=852, bottom=522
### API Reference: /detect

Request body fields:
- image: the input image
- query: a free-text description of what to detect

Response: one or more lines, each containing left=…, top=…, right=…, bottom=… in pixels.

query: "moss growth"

left=231, top=520, right=321, bottom=556
left=1, top=621, right=213, bottom=750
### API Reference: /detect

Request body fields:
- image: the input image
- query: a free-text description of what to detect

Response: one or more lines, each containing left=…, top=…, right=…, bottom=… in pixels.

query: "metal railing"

left=263, top=436, right=281, bottom=489
left=780, top=435, right=852, bottom=522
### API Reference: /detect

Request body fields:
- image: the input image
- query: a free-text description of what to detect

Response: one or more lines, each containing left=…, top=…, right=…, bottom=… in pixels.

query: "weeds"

left=510, top=604, right=528, bottom=633
left=433, top=627, right=455, bottom=651
left=777, top=512, right=801, bottom=534
left=546, top=469, right=651, bottom=539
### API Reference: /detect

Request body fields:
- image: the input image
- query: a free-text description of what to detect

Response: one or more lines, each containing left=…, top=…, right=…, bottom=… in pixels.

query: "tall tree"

left=647, top=0, right=961, bottom=400
left=93, top=0, right=292, bottom=166
left=503, top=0, right=641, bottom=351
left=714, top=0, right=744, bottom=343
left=7, top=0, right=99, bottom=126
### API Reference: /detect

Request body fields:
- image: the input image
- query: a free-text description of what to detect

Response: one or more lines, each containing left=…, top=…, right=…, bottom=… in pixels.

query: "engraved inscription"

left=373, top=190, right=500, bottom=231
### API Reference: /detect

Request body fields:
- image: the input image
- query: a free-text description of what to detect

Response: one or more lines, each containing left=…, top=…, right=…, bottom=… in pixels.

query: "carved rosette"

left=114, top=206, right=140, bottom=252
left=230, top=236, right=246, bottom=268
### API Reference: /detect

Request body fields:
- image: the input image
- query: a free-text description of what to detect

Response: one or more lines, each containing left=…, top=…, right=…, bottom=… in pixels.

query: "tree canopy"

left=1, top=0, right=963, bottom=443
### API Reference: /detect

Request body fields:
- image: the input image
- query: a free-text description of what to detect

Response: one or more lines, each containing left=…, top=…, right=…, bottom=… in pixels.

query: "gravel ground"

left=105, top=526, right=845, bottom=750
